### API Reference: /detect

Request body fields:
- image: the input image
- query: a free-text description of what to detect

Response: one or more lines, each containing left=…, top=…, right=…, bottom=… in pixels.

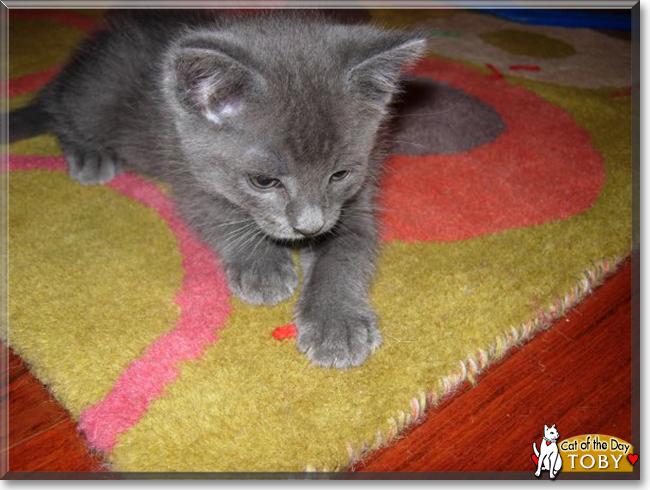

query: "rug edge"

left=306, top=252, right=630, bottom=472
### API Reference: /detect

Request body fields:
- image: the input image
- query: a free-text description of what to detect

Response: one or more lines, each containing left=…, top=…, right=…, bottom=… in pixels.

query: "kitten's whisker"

left=221, top=224, right=259, bottom=252
left=214, top=223, right=257, bottom=241
left=239, top=233, right=265, bottom=259
left=384, top=139, right=427, bottom=149
left=235, top=228, right=265, bottom=256
left=245, top=230, right=268, bottom=263
left=220, top=222, right=257, bottom=239
left=213, top=218, right=256, bottom=229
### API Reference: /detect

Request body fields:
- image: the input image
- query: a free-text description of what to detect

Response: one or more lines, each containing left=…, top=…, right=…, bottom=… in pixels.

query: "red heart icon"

left=628, top=454, right=639, bottom=466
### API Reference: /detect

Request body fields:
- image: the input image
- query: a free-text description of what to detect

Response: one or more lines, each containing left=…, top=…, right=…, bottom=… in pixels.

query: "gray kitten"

left=10, top=10, right=426, bottom=369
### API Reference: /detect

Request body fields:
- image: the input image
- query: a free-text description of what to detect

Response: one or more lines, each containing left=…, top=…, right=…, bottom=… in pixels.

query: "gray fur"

left=24, top=10, right=426, bottom=369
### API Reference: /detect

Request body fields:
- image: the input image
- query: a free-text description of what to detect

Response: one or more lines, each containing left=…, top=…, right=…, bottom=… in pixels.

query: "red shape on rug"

left=611, top=86, right=632, bottom=99
left=531, top=454, right=538, bottom=465
left=628, top=454, right=638, bottom=466
left=273, top=324, right=297, bottom=339
left=380, top=57, right=605, bottom=242
left=485, top=63, right=505, bottom=79
left=509, top=65, right=542, bottom=72
left=9, top=65, right=61, bottom=98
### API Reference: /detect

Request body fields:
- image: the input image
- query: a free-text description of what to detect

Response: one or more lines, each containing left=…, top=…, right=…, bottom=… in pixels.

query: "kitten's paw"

left=226, top=257, right=298, bottom=306
left=65, top=151, right=123, bottom=186
left=295, top=307, right=382, bottom=369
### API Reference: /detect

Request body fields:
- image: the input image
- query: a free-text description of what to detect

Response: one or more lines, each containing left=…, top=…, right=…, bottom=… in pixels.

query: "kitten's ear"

left=545, top=424, right=549, bottom=430
left=346, top=33, right=427, bottom=113
left=166, top=42, right=263, bottom=124
left=552, top=424, right=556, bottom=428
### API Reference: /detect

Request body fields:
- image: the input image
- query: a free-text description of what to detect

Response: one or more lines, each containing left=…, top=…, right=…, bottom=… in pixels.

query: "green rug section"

left=109, top=75, right=631, bottom=471
left=480, top=29, right=577, bottom=58
left=8, top=93, right=62, bottom=157
left=9, top=18, right=87, bottom=78
left=369, top=9, right=456, bottom=28
left=8, top=134, right=61, bottom=157
left=8, top=171, right=184, bottom=417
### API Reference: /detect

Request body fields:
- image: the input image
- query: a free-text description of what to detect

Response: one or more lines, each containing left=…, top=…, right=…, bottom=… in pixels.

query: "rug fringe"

left=304, top=254, right=626, bottom=472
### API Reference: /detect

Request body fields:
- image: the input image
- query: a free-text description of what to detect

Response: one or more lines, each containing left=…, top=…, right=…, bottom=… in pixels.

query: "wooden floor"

left=1, top=259, right=635, bottom=476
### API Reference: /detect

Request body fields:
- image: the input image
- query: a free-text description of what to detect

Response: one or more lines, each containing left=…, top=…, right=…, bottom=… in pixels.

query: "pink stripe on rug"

left=9, top=155, right=232, bottom=454
left=9, top=65, right=61, bottom=98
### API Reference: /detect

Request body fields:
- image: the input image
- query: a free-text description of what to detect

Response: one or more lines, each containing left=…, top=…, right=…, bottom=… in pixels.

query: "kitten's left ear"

left=345, top=33, right=427, bottom=113
left=165, top=37, right=265, bottom=125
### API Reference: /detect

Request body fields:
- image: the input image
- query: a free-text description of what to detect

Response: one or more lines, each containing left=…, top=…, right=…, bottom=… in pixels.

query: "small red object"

left=628, top=454, right=639, bottom=466
left=272, top=323, right=297, bottom=340
left=531, top=454, right=538, bottom=465
left=611, top=86, right=632, bottom=98
left=509, top=65, right=541, bottom=72
left=485, top=63, right=505, bottom=80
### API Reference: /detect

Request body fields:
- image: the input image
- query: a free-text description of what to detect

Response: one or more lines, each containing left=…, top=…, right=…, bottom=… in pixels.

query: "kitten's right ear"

left=166, top=42, right=263, bottom=125
left=345, top=33, right=427, bottom=114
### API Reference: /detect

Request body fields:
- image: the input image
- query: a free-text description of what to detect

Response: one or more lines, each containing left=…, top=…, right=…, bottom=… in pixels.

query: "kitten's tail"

left=7, top=102, right=51, bottom=143
left=532, top=442, right=540, bottom=457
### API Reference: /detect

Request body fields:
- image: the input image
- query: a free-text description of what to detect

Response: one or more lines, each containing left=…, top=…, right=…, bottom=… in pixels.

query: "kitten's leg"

left=65, top=149, right=123, bottom=186
left=222, top=236, right=298, bottom=306
left=175, top=191, right=298, bottom=306
left=295, top=198, right=381, bottom=369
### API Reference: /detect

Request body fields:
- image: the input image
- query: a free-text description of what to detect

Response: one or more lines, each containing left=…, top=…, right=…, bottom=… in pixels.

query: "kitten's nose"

left=292, top=206, right=325, bottom=237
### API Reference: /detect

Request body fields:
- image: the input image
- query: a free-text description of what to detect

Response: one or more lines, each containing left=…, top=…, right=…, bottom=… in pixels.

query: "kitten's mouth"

left=255, top=212, right=340, bottom=242
left=266, top=228, right=330, bottom=242
left=260, top=221, right=334, bottom=242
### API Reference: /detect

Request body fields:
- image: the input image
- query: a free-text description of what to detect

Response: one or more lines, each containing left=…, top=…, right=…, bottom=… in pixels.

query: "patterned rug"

left=6, top=9, right=632, bottom=472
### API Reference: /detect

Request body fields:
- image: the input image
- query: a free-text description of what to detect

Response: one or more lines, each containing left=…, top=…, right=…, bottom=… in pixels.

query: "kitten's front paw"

left=65, top=150, right=123, bottom=186
left=296, top=307, right=382, bottom=369
left=226, top=256, right=298, bottom=306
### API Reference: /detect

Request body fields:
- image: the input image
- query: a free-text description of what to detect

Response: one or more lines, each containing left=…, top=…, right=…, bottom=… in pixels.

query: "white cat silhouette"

left=532, top=424, right=563, bottom=479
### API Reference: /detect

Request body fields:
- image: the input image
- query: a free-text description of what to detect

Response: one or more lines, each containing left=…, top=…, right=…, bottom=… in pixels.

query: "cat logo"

left=532, top=424, right=563, bottom=479
left=531, top=429, right=637, bottom=477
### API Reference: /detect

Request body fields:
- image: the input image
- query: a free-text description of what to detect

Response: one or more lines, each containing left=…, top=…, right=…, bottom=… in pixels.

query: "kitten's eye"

left=330, top=170, right=350, bottom=182
left=249, top=175, right=281, bottom=190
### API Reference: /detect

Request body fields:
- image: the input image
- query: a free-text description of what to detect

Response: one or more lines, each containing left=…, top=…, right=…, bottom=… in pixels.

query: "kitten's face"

left=177, top=96, right=377, bottom=241
left=165, top=17, right=426, bottom=240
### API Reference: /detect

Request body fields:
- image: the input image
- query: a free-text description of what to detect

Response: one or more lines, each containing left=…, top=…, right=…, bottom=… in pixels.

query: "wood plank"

left=8, top=419, right=106, bottom=472
left=3, top=351, right=106, bottom=473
